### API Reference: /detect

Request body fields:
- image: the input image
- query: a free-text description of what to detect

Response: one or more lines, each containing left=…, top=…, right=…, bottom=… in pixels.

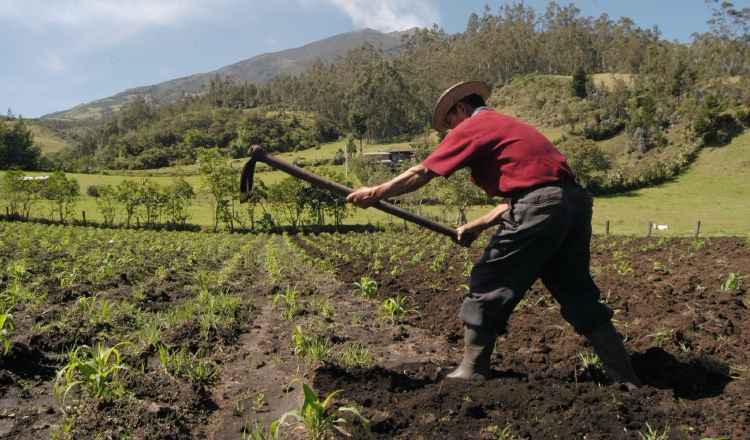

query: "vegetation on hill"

left=5, top=1, right=750, bottom=207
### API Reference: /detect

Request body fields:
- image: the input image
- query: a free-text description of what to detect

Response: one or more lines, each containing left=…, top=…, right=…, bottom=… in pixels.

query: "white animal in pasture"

left=653, top=224, right=669, bottom=231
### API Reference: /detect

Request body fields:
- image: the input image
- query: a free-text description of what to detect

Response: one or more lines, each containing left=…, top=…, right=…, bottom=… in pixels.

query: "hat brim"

left=432, top=81, right=490, bottom=132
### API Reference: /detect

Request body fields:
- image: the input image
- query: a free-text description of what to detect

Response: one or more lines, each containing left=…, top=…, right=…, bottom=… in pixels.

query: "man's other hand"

left=346, top=187, right=378, bottom=208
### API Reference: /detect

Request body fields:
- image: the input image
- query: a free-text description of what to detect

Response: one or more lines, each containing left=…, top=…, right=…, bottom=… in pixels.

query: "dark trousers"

left=459, top=180, right=612, bottom=335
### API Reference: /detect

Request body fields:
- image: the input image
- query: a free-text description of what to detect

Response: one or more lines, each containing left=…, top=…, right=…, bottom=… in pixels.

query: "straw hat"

left=432, top=81, right=491, bottom=132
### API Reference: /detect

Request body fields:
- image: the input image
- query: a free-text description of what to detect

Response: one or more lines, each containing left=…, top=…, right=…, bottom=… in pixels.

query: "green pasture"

left=588, top=131, right=750, bottom=236
left=29, top=125, right=72, bottom=155
left=2, top=130, right=749, bottom=236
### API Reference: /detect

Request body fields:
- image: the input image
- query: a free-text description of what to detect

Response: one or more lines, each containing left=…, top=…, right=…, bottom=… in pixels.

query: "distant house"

left=362, top=146, right=415, bottom=169
left=19, top=176, right=49, bottom=181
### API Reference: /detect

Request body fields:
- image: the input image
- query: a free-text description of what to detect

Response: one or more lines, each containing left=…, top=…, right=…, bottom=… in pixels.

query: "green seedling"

left=54, top=342, right=134, bottom=409
left=616, top=261, right=635, bottom=277
left=253, top=392, right=266, bottom=411
left=157, top=345, right=219, bottom=384
left=720, top=272, right=744, bottom=291
left=378, top=295, right=421, bottom=325
left=647, top=327, right=672, bottom=347
left=653, top=261, right=669, bottom=273
left=339, top=343, right=374, bottom=368
left=353, top=276, right=379, bottom=300
left=242, top=418, right=279, bottom=440
left=638, top=422, right=670, bottom=440
left=275, top=380, right=372, bottom=440
left=272, top=285, right=300, bottom=321
left=292, top=326, right=330, bottom=365
left=1, top=313, right=15, bottom=355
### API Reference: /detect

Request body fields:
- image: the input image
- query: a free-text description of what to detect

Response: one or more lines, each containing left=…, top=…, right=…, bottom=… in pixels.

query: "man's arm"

left=346, top=164, right=439, bottom=208
left=456, top=200, right=510, bottom=247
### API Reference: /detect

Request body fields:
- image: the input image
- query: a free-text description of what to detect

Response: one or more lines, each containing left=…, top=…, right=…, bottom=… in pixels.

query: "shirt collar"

left=471, top=106, right=489, bottom=117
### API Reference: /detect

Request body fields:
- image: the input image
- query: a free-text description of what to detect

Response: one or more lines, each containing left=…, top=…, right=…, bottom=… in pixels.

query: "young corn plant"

left=275, top=380, right=372, bottom=440
left=652, top=261, right=669, bottom=273
left=377, top=295, right=421, bottom=325
left=647, top=326, right=673, bottom=347
left=638, top=422, right=670, bottom=440
left=157, top=345, right=219, bottom=384
left=292, top=326, right=330, bottom=366
left=353, top=276, right=378, bottom=300
left=54, top=342, right=134, bottom=409
left=272, top=285, right=300, bottom=321
left=615, top=261, right=635, bottom=277
left=720, top=272, right=745, bottom=291
left=1, top=312, right=15, bottom=355
left=339, top=343, right=374, bottom=368
left=242, top=418, right=279, bottom=440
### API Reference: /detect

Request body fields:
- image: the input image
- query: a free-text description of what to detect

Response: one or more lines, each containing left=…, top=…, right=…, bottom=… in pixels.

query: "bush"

left=87, top=185, right=99, bottom=197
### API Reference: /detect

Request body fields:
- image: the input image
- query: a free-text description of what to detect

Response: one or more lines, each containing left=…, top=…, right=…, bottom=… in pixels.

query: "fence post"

left=82, top=211, right=86, bottom=227
left=605, top=220, right=610, bottom=235
left=694, top=220, right=701, bottom=237
left=647, top=221, right=652, bottom=237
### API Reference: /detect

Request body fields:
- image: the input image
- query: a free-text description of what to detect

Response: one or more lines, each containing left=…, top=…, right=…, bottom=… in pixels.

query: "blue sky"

left=1, top=0, right=716, bottom=118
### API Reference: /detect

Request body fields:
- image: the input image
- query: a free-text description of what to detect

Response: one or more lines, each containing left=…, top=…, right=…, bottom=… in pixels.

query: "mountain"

left=42, top=28, right=412, bottom=121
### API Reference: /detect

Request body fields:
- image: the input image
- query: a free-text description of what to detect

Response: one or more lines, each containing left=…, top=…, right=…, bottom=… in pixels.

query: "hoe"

left=240, top=144, right=458, bottom=241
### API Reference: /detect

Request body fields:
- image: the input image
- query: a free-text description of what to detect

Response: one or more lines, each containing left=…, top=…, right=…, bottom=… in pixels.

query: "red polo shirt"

left=422, top=109, right=575, bottom=198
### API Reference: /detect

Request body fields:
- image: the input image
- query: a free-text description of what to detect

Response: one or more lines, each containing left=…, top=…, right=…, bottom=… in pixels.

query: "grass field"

left=3, top=130, right=749, bottom=236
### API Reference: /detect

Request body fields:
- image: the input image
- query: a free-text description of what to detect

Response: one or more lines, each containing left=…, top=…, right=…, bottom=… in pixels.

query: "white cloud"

left=309, top=0, right=440, bottom=32
left=1, top=0, right=250, bottom=71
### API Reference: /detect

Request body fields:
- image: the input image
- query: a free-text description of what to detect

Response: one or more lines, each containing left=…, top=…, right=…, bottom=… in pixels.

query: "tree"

left=571, top=66, right=589, bottom=98
left=0, top=118, right=41, bottom=170
left=136, top=178, right=166, bottom=229
left=438, top=168, right=492, bottom=226
left=348, top=110, right=367, bottom=155
left=556, top=136, right=611, bottom=192
left=163, top=176, right=195, bottom=228
left=196, top=147, right=237, bottom=232
left=1, top=170, right=43, bottom=219
left=268, top=177, right=304, bottom=230
left=116, top=180, right=142, bottom=228
left=43, top=171, right=80, bottom=222
left=95, top=184, right=119, bottom=227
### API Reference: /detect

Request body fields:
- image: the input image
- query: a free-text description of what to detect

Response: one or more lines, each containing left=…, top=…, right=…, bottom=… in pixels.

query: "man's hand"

left=456, top=222, right=483, bottom=247
left=346, top=187, right=379, bottom=208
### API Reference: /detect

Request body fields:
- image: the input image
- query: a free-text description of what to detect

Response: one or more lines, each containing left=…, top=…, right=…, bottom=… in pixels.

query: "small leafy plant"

left=353, top=276, right=379, bottom=300
left=378, top=295, right=421, bottom=325
left=720, top=272, right=744, bottom=291
left=616, top=261, right=635, bottom=277
left=272, top=285, right=300, bottom=321
left=55, top=342, right=134, bottom=409
left=292, top=326, right=330, bottom=365
left=0, top=312, right=15, bottom=355
left=339, top=343, right=374, bottom=368
left=275, top=380, right=372, bottom=440
left=647, top=326, right=672, bottom=347
left=157, top=345, right=219, bottom=384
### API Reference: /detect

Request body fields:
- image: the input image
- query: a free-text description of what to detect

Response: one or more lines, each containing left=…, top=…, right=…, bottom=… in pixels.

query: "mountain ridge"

left=42, top=27, right=413, bottom=121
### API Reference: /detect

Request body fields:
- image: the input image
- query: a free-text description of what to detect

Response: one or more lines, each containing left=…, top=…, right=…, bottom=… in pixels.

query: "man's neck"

left=471, top=106, right=489, bottom=117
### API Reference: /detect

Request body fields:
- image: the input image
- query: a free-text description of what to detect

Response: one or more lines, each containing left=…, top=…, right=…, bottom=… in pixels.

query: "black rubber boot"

left=438, top=325, right=497, bottom=380
left=584, top=321, right=642, bottom=389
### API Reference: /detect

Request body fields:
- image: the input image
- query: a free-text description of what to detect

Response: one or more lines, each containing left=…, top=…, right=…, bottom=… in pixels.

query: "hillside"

left=41, top=28, right=411, bottom=121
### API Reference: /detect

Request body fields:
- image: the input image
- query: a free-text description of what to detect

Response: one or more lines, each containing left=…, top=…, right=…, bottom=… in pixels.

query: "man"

left=346, top=81, right=641, bottom=389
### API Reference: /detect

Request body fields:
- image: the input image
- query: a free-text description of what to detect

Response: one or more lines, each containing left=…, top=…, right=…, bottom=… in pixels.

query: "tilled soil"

left=1, top=224, right=748, bottom=439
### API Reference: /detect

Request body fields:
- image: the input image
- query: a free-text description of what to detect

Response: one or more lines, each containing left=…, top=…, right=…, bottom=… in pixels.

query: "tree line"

left=0, top=148, right=357, bottom=232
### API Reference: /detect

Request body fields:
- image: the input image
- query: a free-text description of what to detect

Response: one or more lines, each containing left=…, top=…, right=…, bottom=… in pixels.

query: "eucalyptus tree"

left=196, top=147, right=238, bottom=232
left=43, top=171, right=80, bottom=222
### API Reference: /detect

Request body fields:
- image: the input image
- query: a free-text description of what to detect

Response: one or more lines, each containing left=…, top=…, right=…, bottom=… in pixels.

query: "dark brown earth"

left=0, top=222, right=748, bottom=439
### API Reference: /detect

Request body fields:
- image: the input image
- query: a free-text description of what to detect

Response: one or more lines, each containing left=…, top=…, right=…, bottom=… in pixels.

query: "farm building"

left=363, top=146, right=415, bottom=169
